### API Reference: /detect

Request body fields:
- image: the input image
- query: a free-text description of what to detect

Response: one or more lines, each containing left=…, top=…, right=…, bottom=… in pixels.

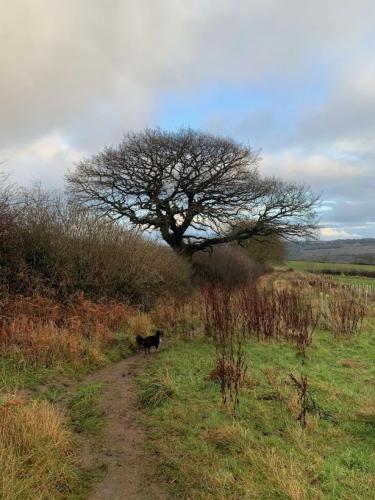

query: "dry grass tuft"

left=126, top=311, right=153, bottom=338
left=206, top=422, right=250, bottom=453
left=0, top=394, right=78, bottom=500
left=140, top=369, right=176, bottom=408
left=354, top=398, right=375, bottom=425
left=340, top=358, right=366, bottom=369
left=244, top=447, right=310, bottom=500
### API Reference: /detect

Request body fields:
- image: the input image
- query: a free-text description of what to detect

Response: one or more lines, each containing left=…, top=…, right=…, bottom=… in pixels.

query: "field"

left=286, top=260, right=375, bottom=274
left=140, top=331, right=375, bottom=499
left=286, top=261, right=375, bottom=286
left=136, top=270, right=375, bottom=499
left=1, top=264, right=375, bottom=499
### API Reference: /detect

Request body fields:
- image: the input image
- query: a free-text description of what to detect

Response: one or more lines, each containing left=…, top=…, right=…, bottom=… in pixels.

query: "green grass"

left=140, top=370, right=176, bottom=408
left=286, top=261, right=375, bottom=273
left=0, top=328, right=135, bottom=394
left=330, top=275, right=375, bottom=286
left=0, top=358, right=53, bottom=391
left=69, top=382, right=104, bottom=436
left=139, top=332, right=375, bottom=499
left=286, top=260, right=375, bottom=286
left=0, top=333, right=130, bottom=500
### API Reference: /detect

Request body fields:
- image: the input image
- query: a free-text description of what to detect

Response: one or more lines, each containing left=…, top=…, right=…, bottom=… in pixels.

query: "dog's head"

left=155, top=329, right=164, bottom=337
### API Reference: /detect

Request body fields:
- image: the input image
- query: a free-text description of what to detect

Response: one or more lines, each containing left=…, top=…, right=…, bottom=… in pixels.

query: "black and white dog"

left=136, top=330, right=163, bottom=355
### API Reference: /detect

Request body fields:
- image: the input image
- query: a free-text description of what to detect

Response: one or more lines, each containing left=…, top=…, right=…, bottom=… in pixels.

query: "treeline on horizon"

left=288, top=239, right=375, bottom=265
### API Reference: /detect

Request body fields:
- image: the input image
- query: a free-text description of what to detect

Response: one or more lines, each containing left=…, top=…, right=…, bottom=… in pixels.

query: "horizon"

left=1, top=0, right=374, bottom=240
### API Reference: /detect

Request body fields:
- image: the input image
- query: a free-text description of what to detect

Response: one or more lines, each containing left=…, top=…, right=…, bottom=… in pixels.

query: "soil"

left=78, top=354, right=167, bottom=500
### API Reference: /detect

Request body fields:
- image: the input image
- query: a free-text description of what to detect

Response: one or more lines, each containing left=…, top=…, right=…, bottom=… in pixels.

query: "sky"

left=1, top=0, right=375, bottom=239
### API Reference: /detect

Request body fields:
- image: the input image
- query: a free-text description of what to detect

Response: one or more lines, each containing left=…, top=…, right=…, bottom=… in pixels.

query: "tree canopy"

left=67, top=128, right=319, bottom=257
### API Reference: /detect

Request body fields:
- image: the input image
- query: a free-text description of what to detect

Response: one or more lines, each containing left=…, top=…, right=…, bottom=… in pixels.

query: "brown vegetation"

left=236, top=286, right=319, bottom=355
left=0, top=187, right=191, bottom=306
left=327, top=291, right=366, bottom=337
left=289, top=372, right=309, bottom=427
left=201, top=285, right=247, bottom=413
left=0, top=395, right=77, bottom=499
left=0, top=294, right=129, bottom=368
left=192, top=245, right=262, bottom=288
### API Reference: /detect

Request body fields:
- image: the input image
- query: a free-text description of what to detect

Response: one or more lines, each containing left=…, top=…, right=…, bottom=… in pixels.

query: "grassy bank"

left=0, top=322, right=136, bottom=500
left=139, top=330, right=375, bottom=499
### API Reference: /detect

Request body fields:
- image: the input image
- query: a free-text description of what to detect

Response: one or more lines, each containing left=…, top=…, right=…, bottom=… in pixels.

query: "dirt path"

left=79, top=354, right=167, bottom=500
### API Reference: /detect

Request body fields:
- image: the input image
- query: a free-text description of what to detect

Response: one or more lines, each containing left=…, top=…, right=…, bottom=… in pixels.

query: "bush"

left=227, top=221, right=286, bottom=269
left=0, top=187, right=191, bottom=306
left=192, top=246, right=260, bottom=288
left=239, top=234, right=286, bottom=267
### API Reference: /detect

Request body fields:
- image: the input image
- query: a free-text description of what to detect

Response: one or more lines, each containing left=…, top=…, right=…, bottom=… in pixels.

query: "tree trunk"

left=168, top=238, right=194, bottom=260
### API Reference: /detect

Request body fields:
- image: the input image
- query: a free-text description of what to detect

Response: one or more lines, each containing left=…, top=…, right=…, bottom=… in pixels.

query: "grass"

left=286, top=261, right=375, bottom=273
left=0, top=356, right=110, bottom=500
left=330, top=275, right=375, bottom=286
left=0, top=396, right=80, bottom=500
left=1, top=272, right=374, bottom=498
left=0, top=328, right=135, bottom=392
left=0, top=358, right=54, bottom=392
left=69, top=382, right=104, bottom=436
left=286, top=261, right=375, bottom=287
left=139, top=330, right=375, bottom=499
left=0, top=327, right=133, bottom=500
left=140, top=368, right=176, bottom=408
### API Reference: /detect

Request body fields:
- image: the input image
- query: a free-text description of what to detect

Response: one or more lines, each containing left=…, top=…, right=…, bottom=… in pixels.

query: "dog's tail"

left=136, top=335, right=144, bottom=346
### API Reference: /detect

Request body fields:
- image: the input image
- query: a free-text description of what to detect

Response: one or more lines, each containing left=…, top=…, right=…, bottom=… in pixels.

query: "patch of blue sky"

left=154, top=70, right=330, bottom=146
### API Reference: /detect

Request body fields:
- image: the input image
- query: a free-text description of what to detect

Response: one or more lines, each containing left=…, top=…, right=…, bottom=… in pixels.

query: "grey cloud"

left=1, top=0, right=375, bottom=235
left=294, top=66, right=375, bottom=149
left=321, top=200, right=375, bottom=224
left=259, top=151, right=375, bottom=229
left=1, top=0, right=375, bottom=149
left=206, top=110, right=278, bottom=151
left=0, top=0, right=198, bottom=148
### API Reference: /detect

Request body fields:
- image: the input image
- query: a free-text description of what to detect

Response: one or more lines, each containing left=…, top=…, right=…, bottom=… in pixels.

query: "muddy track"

left=79, top=354, right=167, bottom=500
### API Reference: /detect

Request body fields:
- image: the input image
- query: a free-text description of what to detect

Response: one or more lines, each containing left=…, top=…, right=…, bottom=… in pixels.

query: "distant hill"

left=287, top=238, right=375, bottom=264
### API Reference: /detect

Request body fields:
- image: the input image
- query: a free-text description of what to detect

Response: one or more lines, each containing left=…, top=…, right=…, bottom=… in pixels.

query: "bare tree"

left=67, top=128, right=319, bottom=257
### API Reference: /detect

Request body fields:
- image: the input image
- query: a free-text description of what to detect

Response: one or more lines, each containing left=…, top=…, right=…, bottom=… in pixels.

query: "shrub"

left=200, top=285, right=248, bottom=413
left=237, top=233, right=286, bottom=267
left=0, top=187, right=192, bottom=307
left=327, top=291, right=366, bottom=337
left=193, top=246, right=260, bottom=288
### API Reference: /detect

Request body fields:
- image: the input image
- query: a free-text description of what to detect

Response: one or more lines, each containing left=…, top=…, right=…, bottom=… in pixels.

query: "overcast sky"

left=1, top=0, right=374, bottom=239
